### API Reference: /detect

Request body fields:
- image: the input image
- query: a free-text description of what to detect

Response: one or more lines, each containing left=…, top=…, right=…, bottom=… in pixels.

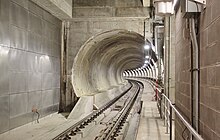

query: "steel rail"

left=98, top=81, right=141, bottom=140
left=53, top=82, right=134, bottom=140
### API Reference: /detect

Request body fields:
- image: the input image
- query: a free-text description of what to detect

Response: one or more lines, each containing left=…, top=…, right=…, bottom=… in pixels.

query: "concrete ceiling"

left=31, top=0, right=72, bottom=19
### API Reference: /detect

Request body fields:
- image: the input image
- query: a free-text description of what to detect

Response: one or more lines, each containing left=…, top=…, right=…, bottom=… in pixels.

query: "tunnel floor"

left=136, top=79, right=169, bottom=140
left=0, top=80, right=169, bottom=140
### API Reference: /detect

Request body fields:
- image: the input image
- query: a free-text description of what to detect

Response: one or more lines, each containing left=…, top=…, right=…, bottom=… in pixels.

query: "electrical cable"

left=36, top=111, right=40, bottom=123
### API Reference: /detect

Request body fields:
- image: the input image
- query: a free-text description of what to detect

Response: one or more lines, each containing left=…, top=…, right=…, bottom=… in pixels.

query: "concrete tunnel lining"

left=72, top=29, right=145, bottom=97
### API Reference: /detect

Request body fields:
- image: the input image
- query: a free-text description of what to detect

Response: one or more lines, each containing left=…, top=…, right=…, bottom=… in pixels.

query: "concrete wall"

left=175, top=5, right=195, bottom=139
left=66, top=18, right=147, bottom=106
left=64, top=2, right=152, bottom=109
left=175, top=0, right=220, bottom=139
left=0, top=0, right=61, bottom=134
left=199, top=0, right=220, bottom=139
left=73, top=0, right=143, bottom=7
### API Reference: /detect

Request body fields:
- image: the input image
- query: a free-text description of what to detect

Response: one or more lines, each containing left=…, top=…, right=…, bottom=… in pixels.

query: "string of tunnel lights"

left=144, top=44, right=150, bottom=66
left=124, top=0, right=207, bottom=77
left=123, top=44, right=155, bottom=77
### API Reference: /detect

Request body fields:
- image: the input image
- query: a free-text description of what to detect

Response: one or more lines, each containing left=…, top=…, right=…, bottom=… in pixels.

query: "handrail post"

left=164, top=96, right=166, bottom=126
left=170, top=105, right=172, bottom=140
left=160, top=89, right=164, bottom=119
left=166, top=100, right=169, bottom=134
left=159, top=92, right=162, bottom=118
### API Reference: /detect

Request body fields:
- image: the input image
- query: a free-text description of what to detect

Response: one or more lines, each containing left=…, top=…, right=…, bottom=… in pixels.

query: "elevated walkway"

left=136, top=79, right=169, bottom=140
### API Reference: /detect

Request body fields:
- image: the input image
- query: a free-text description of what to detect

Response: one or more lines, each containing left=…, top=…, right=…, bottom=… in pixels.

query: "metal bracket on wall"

left=189, top=68, right=200, bottom=72
left=182, top=0, right=206, bottom=18
left=190, top=0, right=206, bottom=5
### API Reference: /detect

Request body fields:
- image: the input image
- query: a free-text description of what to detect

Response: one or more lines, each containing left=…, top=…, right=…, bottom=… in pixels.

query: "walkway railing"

left=146, top=79, right=204, bottom=140
left=161, top=94, right=204, bottom=140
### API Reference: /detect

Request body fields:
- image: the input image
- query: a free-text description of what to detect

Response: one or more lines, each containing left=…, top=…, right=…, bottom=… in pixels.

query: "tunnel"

left=72, top=29, right=146, bottom=97
left=0, top=0, right=212, bottom=140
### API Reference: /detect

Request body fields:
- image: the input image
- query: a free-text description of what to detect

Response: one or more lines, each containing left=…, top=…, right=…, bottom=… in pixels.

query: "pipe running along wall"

left=189, top=18, right=199, bottom=132
left=72, top=30, right=145, bottom=97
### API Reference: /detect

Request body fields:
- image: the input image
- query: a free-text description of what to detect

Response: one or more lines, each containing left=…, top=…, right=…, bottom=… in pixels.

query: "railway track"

left=53, top=80, right=142, bottom=140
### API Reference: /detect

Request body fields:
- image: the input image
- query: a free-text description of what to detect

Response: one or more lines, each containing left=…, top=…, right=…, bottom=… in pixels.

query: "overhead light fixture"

left=144, top=45, right=150, bottom=50
left=154, top=1, right=173, bottom=16
left=145, top=60, right=149, bottom=64
left=0, top=46, right=9, bottom=55
left=40, top=55, right=50, bottom=60
left=145, top=56, right=150, bottom=59
left=142, top=64, right=147, bottom=68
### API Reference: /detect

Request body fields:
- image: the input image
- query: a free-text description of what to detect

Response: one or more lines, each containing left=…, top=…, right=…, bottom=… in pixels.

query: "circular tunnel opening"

left=72, top=29, right=146, bottom=97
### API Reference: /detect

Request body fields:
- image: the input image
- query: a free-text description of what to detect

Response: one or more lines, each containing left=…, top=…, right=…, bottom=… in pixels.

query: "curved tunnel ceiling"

left=72, top=29, right=146, bottom=97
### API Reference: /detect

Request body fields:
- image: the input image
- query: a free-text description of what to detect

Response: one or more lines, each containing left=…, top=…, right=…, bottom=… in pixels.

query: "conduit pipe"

left=164, top=17, right=170, bottom=98
left=189, top=18, right=199, bottom=132
left=164, top=16, right=171, bottom=134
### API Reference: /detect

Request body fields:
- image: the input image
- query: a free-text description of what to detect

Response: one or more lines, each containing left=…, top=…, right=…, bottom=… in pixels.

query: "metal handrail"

left=162, top=94, right=204, bottom=140
left=144, top=78, right=203, bottom=140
